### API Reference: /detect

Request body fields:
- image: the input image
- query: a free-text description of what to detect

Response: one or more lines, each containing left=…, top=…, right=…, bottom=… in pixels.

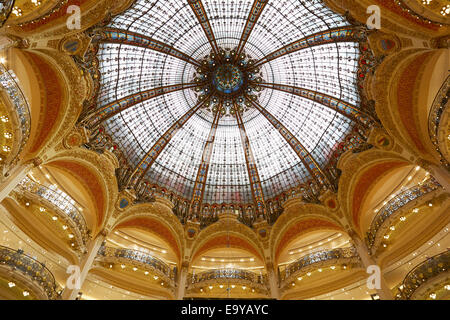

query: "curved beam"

left=191, top=109, right=222, bottom=208
left=188, top=0, right=221, bottom=57
left=257, top=82, right=374, bottom=126
left=94, top=28, right=203, bottom=68
left=250, top=26, right=363, bottom=69
left=129, top=95, right=212, bottom=186
left=235, top=0, right=268, bottom=58
left=245, top=96, right=330, bottom=189
left=83, top=83, right=199, bottom=128
left=235, top=106, right=266, bottom=216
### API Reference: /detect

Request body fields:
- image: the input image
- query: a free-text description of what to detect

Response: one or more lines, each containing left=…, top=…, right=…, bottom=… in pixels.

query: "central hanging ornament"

left=192, top=48, right=265, bottom=116
left=213, top=64, right=244, bottom=94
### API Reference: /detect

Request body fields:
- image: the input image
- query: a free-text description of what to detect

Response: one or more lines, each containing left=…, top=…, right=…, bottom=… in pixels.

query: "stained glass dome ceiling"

left=92, top=0, right=367, bottom=208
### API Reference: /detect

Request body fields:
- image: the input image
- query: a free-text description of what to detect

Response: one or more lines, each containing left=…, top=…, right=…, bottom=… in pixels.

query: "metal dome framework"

left=78, top=0, right=378, bottom=227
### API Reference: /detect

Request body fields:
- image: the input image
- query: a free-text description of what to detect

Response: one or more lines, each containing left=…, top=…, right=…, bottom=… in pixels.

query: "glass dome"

left=91, top=0, right=367, bottom=210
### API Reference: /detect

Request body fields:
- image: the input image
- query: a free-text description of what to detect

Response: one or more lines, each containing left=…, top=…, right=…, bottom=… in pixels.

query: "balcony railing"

left=0, top=63, right=31, bottom=164
left=280, top=247, right=360, bottom=284
left=18, top=177, right=90, bottom=247
left=188, top=269, right=267, bottom=286
left=366, top=178, right=441, bottom=250
left=396, top=251, right=449, bottom=300
left=0, top=1, right=15, bottom=27
left=0, top=245, right=59, bottom=300
left=428, top=75, right=449, bottom=168
left=97, top=246, right=175, bottom=283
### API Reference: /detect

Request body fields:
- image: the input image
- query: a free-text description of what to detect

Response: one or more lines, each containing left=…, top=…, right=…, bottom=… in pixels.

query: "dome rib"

left=84, top=83, right=200, bottom=129
left=188, top=0, right=221, bottom=58
left=93, top=28, right=203, bottom=68
left=257, top=82, right=373, bottom=127
left=234, top=0, right=268, bottom=59
left=128, top=94, right=213, bottom=189
left=250, top=26, right=363, bottom=69
left=246, top=96, right=331, bottom=191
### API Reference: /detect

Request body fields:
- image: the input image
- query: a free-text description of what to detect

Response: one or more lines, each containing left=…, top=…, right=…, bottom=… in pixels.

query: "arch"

left=45, top=147, right=118, bottom=234
left=191, top=219, right=265, bottom=264
left=374, top=48, right=447, bottom=163
left=270, top=203, right=344, bottom=262
left=113, top=216, right=182, bottom=264
left=337, top=148, right=411, bottom=234
left=273, top=217, right=344, bottom=264
left=6, top=49, right=88, bottom=162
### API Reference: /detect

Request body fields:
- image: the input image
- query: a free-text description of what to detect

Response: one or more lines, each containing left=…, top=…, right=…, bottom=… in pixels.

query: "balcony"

left=187, top=269, right=269, bottom=295
left=280, top=247, right=362, bottom=290
left=365, top=178, right=441, bottom=252
left=0, top=64, right=31, bottom=169
left=396, top=251, right=449, bottom=300
left=0, top=245, right=60, bottom=300
left=0, top=1, right=14, bottom=27
left=97, top=246, right=176, bottom=288
left=17, top=177, right=90, bottom=250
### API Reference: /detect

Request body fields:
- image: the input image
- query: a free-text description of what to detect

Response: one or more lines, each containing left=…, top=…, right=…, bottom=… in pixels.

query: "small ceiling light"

left=52, top=216, right=58, bottom=221
left=39, top=207, right=45, bottom=212
left=384, top=235, right=390, bottom=239
left=154, top=276, right=158, bottom=280
left=429, top=293, right=436, bottom=299
left=307, top=272, right=311, bottom=276
left=62, top=225, right=68, bottom=230
left=400, top=216, right=406, bottom=221
left=297, top=277, right=302, bottom=281
left=330, top=266, right=336, bottom=270
left=413, top=208, right=419, bottom=213
left=231, top=285, right=235, bottom=288
left=318, top=268, right=322, bottom=272
left=390, top=226, right=395, bottom=231
left=219, top=285, right=223, bottom=288
left=133, top=267, right=137, bottom=271
left=68, top=234, right=74, bottom=239
left=8, top=282, right=15, bottom=288
left=209, top=286, right=213, bottom=289
left=23, top=291, right=30, bottom=297
left=144, top=271, right=149, bottom=275
left=121, top=264, right=125, bottom=269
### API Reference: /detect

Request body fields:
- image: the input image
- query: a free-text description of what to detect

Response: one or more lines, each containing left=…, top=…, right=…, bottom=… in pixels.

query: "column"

left=0, top=158, right=40, bottom=202
left=266, top=262, right=279, bottom=300
left=62, top=230, right=107, bottom=300
left=350, top=232, right=393, bottom=300
left=175, top=262, right=189, bottom=300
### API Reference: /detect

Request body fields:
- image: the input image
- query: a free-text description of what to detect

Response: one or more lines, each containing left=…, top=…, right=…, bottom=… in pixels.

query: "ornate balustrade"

left=0, top=245, right=60, bottom=300
left=187, top=269, right=269, bottom=293
left=97, top=246, right=176, bottom=286
left=396, top=251, right=449, bottom=300
left=366, top=178, right=441, bottom=251
left=280, top=247, right=361, bottom=288
left=428, top=75, right=449, bottom=168
left=17, top=177, right=90, bottom=248
left=0, top=63, right=31, bottom=168
left=0, top=1, right=14, bottom=27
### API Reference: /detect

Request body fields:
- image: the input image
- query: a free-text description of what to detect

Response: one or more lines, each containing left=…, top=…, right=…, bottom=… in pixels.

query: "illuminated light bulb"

left=144, top=271, right=148, bottom=275
left=413, top=208, right=419, bottom=213
left=291, top=283, right=295, bottom=286
left=390, top=226, right=395, bottom=231
left=154, top=276, right=158, bottom=280
left=330, top=266, right=336, bottom=270
left=52, top=216, right=58, bottom=221
left=415, top=166, right=421, bottom=171
left=444, top=285, right=450, bottom=291
left=250, top=258, right=254, bottom=262
left=429, top=293, right=436, bottom=299
left=201, top=257, right=206, bottom=261
left=240, top=259, right=244, bottom=262
left=200, top=289, right=203, bottom=292
left=211, top=258, right=215, bottom=262
left=400, top=216, right=406, bottom=221
left=407, top=176, right=412, bottom=181
left=25, top=202, right=30, bottom=206
left=133, top=267, right=137, bottom=271
left=307, top=272, right=311, bottom=276
left=318, top=268, right=322, bottom=272
left=8, top=282, right=15, bottom=288
left=161, top=282, right=164, bottom=286
left=161, top=250, right=167, bottom=254
left=4, top=133, right=12, bottom=139
left=252, top=289, right=255, bottom=293
left=2, top=146, right=11, bottom=152
left=121, top=265, right=125, bottom=269
left=242, top=286, right=246, bottom=290
left=109, top=265, right=113, bottom=269
left=71, top=243, right=75, bottom=247
left=23, top=291, right=29, bottom=297
left=297, top=277, right=302, bottom=281
left=219, top=285, right=223, bottom=289
left=0, top=116, right=9, bottom=122
left=383, top=244, right=387, bottom=248
left=209, top=286, right=213, bottom=290
left=221, top=259, right=225, bottom=262
left=428, top=203, right=433, bottom=207
left=62, top=225, right=68, bottom=230
left=68, top=234, right=74, bottom=239
left=231, top=285, right=235, bottom=288
left=384, top=235, right=389, bottom=239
